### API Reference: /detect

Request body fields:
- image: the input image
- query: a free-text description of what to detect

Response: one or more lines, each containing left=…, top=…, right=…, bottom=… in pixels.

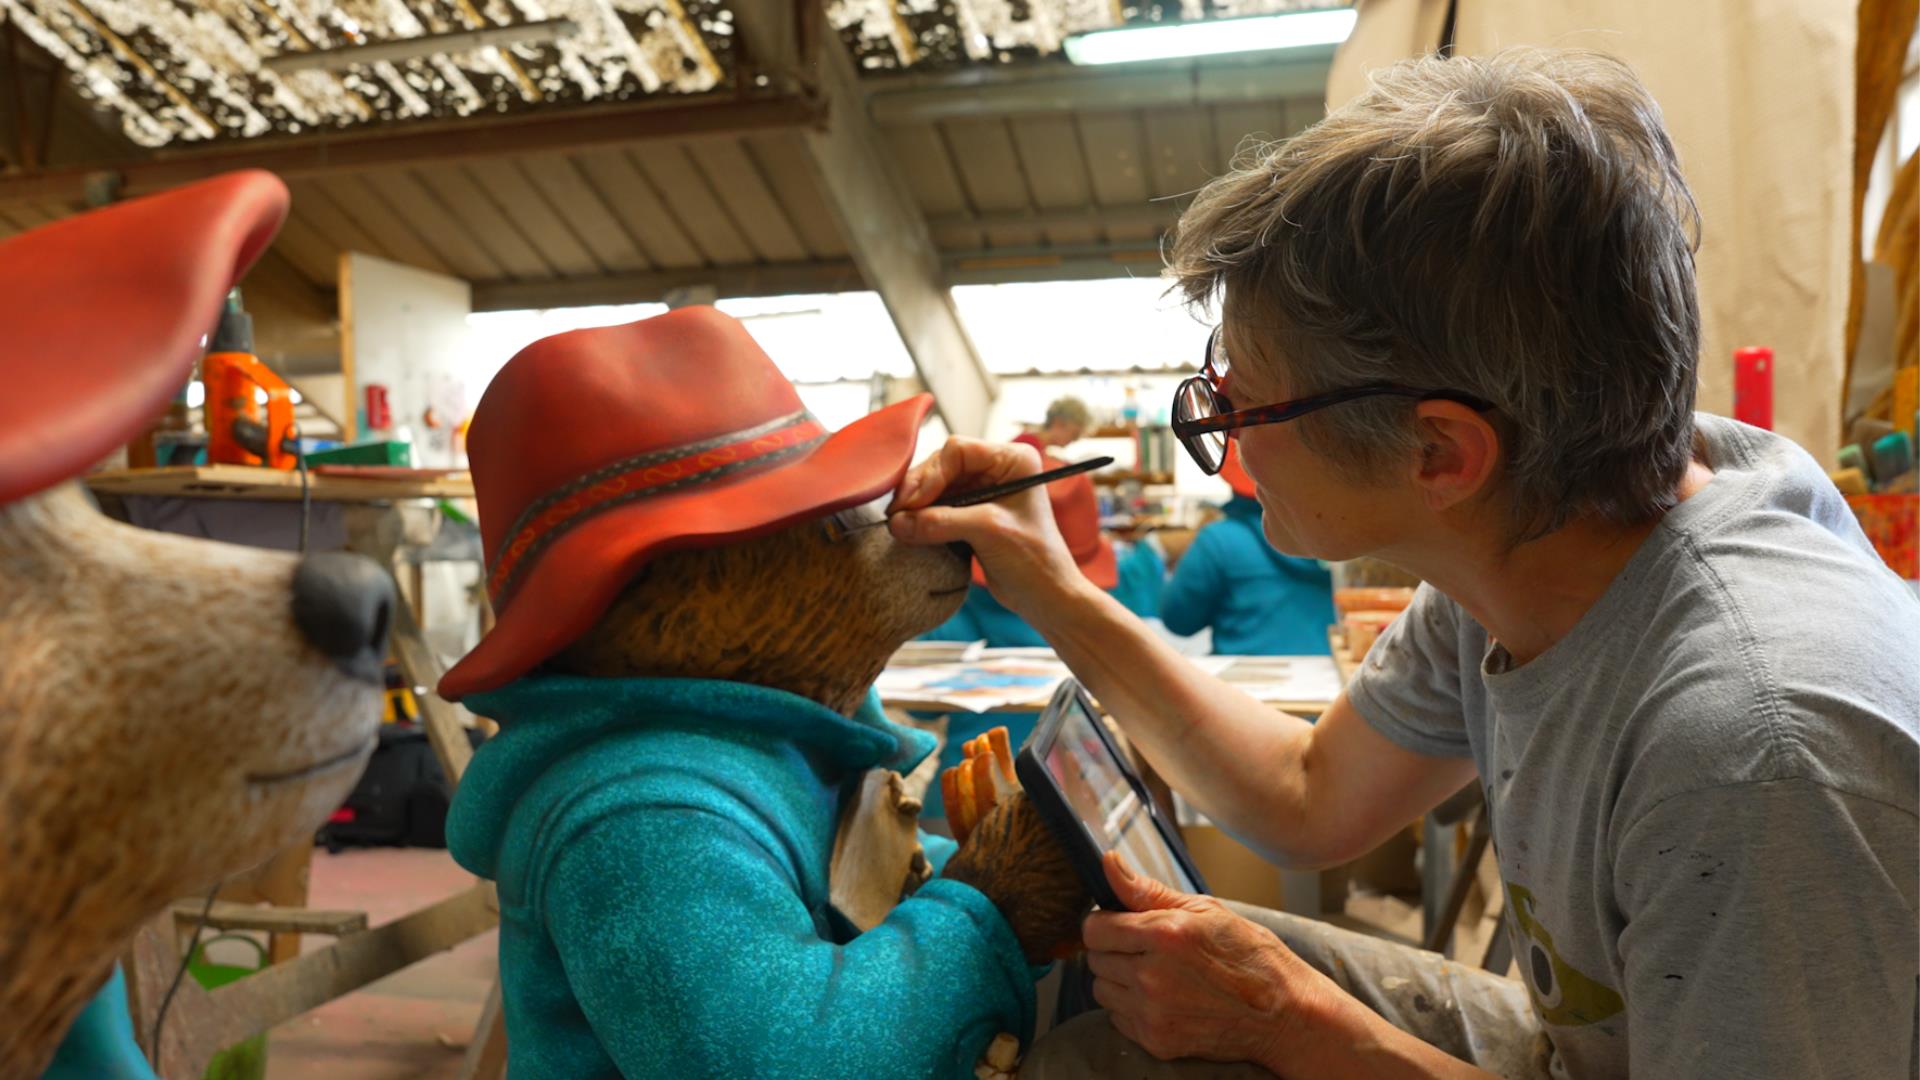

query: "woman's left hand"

left=1081, top=852, right=1333, bottom=1069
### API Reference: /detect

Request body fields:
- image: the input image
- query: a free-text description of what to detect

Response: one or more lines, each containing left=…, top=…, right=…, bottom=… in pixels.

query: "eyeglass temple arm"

left=1172, top=385, right=1490, bottom=437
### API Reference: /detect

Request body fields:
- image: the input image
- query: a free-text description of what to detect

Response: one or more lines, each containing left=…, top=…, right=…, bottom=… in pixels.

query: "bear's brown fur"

left=551, top=512, right=1089, bottom=964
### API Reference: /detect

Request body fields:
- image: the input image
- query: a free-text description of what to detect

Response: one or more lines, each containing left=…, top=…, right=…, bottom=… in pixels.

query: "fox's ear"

left=0, top=170, right=288, bottom=507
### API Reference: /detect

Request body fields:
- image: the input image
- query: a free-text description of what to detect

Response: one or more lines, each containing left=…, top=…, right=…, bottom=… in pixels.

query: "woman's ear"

left=1409, top=401, right=1501, bottom=513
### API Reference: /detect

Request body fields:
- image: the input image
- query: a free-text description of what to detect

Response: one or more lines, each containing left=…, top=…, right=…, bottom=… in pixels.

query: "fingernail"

left=898, top=473, right=923, bottom=506
left=1112, top=853, right=1137, bottom=882
left=890, top=513, right=917, bottom=539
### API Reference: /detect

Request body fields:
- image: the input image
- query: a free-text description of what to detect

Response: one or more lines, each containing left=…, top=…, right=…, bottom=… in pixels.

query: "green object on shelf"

left=187, top=934, right=269, bottom=1080
left=306, top=440, right=413, bottom=468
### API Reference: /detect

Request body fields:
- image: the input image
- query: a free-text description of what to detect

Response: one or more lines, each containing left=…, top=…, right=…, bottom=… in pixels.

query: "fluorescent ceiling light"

left=1064, top=8, right=1357, bottom=66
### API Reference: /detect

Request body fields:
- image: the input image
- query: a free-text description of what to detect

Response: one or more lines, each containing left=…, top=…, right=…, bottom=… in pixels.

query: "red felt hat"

left=1218, top=440, right=1258, bottom=499
left=439, top=307, right=935, bottom=701
left=0, top=171, right=287, bottom=505
left=968, top=460, right=1117, bottom=591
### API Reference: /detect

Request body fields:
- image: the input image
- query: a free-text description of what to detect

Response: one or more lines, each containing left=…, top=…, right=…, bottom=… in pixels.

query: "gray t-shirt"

left=1348, top=414, right=1920, bottom=1079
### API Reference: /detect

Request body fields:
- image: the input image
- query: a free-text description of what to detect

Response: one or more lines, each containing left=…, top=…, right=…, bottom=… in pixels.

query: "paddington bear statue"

left=437, top=307, right=1090, bottom=1078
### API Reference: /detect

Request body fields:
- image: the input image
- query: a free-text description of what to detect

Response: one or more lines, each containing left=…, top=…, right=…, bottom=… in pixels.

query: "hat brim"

left=440, top=394, right=934, bottom=701
left=0, top=171, right=286, bottom=504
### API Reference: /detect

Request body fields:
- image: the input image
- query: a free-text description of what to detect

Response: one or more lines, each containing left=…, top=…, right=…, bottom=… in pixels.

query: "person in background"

left=1160, top=442, right=1335, bottom=655
left=919, top=463, right=1159, bottom=813
left=923, top=464, right=1157, bottom=647
left=1014, top=396, right=1091, bottom=455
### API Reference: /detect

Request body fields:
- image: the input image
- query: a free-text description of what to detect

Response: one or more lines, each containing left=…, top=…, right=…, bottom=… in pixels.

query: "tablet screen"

left=1043, top=693, right=1202, bottom=894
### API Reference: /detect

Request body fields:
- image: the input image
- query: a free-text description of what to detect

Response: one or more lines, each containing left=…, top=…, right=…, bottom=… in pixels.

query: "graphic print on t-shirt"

left=1505, top=883, right=1625, bottom=1027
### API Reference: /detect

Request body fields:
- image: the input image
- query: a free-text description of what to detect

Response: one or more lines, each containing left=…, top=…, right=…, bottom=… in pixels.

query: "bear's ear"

left=0, top=171, right=288, bottom=505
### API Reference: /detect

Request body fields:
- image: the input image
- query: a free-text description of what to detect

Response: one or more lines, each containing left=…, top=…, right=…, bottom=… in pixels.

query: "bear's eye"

left=822, top=495, right=892, bottom=543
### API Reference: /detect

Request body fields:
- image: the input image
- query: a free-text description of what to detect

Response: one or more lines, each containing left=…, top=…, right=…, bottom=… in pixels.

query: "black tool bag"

left=317, top=722, right=472, bottom=850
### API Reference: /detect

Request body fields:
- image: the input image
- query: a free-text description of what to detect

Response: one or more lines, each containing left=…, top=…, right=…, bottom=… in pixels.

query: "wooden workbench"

left=878, top=653, right=1340, bottom=720
left=86, top=464, right=473, bottom=502
left=881, top=649, right=1346, bottom=920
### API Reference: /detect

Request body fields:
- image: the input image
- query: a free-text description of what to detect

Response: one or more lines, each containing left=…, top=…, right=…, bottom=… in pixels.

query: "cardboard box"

left=1182, top=825, right=1288, bottom=910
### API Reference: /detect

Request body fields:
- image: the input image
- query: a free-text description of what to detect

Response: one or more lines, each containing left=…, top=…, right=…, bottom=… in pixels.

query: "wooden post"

left=460, top=981, right=509, bottom=1080
left=192, top=883, right=499, bottom=1065
left=125, top=914, right=220, bottom=1079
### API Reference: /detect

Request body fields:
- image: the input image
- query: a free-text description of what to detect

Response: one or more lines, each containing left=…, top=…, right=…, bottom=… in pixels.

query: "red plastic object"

left=364, top=384, right=393, bottom=432
left=968, top=466, right=1116, bottom=591
left=1733, top=346, right=1774, bottom=430
left=205, top=351, right=297, bottom=469
left=437, top=307, right=934, bottom=702
left=0, top=171, right=288, bottom=505
left=1847, top=494, right=1919, bottom=579
left=1218, top=440, right=1258, bottom=499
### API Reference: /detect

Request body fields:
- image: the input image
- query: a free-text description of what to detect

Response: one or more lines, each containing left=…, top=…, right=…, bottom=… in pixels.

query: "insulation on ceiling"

left=0, top=0, right=1333, bottom=146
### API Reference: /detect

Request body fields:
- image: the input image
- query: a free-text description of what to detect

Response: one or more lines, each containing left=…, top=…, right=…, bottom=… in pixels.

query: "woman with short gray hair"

left=890, top=47, right=1919, bottom=1079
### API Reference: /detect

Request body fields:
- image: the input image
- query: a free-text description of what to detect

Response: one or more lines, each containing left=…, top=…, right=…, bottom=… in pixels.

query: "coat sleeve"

left=1159, top=529, right=1225, bottom=637
left=540, top=801, right=1035, bottom=1080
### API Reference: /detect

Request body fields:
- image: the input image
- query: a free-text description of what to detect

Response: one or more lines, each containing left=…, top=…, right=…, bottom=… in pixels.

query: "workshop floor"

left=267, top=848, right=496, bottom=1080
left=258, top=846, right=1512, bottom=1079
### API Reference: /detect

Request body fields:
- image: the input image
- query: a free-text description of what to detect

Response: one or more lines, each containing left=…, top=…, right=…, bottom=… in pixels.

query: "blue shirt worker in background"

left=1160, top=443, right=1334, bottom=655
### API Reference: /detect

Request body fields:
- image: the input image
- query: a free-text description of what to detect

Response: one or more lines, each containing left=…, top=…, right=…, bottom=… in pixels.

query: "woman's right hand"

left=888, top=437, right=1093, bottom=621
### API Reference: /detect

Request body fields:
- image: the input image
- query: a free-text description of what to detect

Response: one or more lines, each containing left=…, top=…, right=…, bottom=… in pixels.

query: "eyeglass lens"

left=1208, top=328, right=1232, bottom=384
left=1173, top=378, right=1228, bottom=473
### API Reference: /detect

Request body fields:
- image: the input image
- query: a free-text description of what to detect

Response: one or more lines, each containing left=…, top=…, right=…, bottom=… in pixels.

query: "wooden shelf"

left=1085, top=424, right=1171, bottom=439
left=1328, top=626, right=1361, bottom=685
left=86, top=465, right=473, bottom=503
left=1092, top=469, right=1174, bottom=487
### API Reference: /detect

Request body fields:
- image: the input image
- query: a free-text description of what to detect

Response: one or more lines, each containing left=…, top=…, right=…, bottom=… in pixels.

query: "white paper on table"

left=1184, top=656, right=1237, bottom=677
left=1213, top=655, right=1343, bottom=705
left=888, top=639, right=986, bottom=665
left=875, top=656, right=1071, bottom=713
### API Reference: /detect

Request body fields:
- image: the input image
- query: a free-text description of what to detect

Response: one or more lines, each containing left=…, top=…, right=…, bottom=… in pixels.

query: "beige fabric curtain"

left=1329, top=0, right=1858, bottom=463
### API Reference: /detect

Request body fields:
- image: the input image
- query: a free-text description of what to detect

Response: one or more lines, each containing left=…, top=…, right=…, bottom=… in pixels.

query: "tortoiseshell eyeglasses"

left=1170, top=327, right=1495, bottom=475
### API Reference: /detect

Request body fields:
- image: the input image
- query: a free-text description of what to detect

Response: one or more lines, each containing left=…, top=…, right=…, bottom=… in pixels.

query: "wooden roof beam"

left=736, top=0, right=997, bottom=436
left=0, top=93, right=824, bottom=207
left=469, top=259, right=866, bottom=311
left=465, top=242, right=1170, bottom=311
left=928, top=203, right=1176, bottom=232
left=865, top=46, right=1336, bottom=123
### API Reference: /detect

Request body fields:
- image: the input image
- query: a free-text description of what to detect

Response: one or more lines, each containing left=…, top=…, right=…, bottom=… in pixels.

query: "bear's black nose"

left=292, top=552, right=394, bottom=685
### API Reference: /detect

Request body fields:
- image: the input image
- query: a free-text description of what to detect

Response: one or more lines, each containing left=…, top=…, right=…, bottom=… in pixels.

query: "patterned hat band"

left=485, top=410, right=827, bottom=607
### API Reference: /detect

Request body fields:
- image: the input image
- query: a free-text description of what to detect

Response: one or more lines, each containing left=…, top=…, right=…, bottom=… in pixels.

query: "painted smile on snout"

left=246, top=734, right=377, bottom=786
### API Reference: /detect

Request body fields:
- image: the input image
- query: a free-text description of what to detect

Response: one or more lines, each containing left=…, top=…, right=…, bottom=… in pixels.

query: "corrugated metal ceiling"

left=0, top=90, right=1325, bottom=304
left=0, top=0, right=1329, bottom=145
left=0, top=1, right=1332, bottom=315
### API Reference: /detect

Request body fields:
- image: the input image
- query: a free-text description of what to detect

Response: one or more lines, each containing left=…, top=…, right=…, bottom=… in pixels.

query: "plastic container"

left=187, top=934, right=270, bottom=1080
left=307, top=440, right=414, bottom=468
left=1733, top=346, right=1773, bottom=430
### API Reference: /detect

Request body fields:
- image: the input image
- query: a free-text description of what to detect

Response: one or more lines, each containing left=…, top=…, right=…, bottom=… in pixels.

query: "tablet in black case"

left=1015, top=679, right=1209, bottom=911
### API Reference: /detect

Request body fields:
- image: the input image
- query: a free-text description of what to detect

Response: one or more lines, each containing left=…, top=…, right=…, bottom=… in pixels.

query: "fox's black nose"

left=292, top=553, right=393, bottom=685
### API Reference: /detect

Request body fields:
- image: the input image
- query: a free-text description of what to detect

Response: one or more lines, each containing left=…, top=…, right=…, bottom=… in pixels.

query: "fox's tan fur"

left=0, top=482, right=380, bottom=1078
